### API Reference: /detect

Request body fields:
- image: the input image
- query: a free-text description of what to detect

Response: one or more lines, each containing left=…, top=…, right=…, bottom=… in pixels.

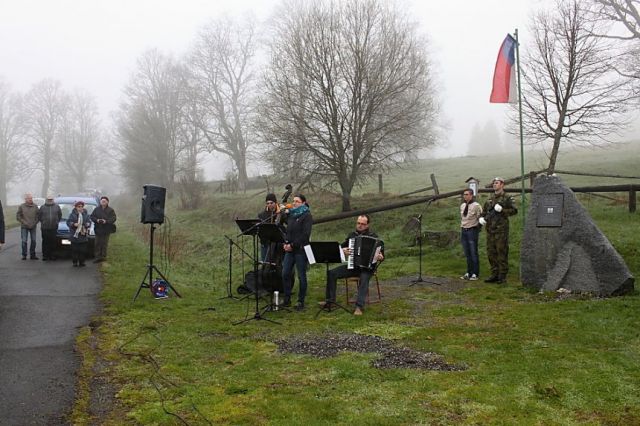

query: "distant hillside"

left=355, top=139, right=640, bottom=196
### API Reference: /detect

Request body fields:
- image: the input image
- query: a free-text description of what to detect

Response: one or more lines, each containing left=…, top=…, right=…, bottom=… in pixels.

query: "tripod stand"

left=410, top=200, right=439, bottom=286
left=133, top=224, right=181, bottom=302
left=233, top=219, right=280, bottom=325
left=410, top=213, right=426, bottom=285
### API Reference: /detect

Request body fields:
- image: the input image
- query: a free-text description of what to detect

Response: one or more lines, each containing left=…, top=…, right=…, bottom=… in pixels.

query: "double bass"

left=260, top=185, right=292, bottom=292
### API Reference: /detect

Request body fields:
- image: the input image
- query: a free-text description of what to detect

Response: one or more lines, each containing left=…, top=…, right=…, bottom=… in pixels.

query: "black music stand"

left=233, top=219, right=279, bottom=325
left=311, top=241, right=351, bottom=317
left=256, top=224, right=288, bottom=314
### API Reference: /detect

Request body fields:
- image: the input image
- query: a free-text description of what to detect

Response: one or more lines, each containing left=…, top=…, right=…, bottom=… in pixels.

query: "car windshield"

left=59, top=203, right=96, bottom=219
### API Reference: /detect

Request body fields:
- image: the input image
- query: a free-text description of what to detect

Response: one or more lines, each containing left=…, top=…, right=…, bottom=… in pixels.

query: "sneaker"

left=469, top=274, right=478, bottom=281
left=460, top=273, right=470, bottom=280
left=294, top=302, right=305, bottom=311
left=353, top=307, right=363, bottom=316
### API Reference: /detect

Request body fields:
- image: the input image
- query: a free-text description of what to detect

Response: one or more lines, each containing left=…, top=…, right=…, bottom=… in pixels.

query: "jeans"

left=461, top=227, right=480, bottom=276
left=282, top=252, right=308, bottom=304
left=326, top=264, right=373, bottom=309
left=21, top=227, right=37, bottom=257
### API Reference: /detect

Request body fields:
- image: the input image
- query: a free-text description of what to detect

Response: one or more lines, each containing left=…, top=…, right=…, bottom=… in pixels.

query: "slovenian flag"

left=490, top=34, right=517, bottom=103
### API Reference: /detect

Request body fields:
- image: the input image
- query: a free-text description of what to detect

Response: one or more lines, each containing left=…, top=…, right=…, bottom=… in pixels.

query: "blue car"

left=55, top=196, right=97, bottom=257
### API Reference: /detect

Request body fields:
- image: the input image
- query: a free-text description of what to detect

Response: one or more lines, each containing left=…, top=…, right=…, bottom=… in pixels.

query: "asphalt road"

left=0, top=228, right=102, bottom=425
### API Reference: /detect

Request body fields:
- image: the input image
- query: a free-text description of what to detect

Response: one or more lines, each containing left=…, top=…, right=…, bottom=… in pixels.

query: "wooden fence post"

left=630, top=187, right=636, bottom=213
left=430, top=173, right=439, bottom=195
left=378, top=174, right=383, bottom=194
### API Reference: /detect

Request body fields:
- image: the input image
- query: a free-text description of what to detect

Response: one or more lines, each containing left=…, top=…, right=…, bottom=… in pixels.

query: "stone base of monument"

left=521, top=175, right=634, bottom=296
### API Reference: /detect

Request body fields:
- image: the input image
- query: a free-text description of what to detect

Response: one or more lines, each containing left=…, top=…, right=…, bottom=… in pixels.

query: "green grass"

left=73, top=144, right=640, bottom=425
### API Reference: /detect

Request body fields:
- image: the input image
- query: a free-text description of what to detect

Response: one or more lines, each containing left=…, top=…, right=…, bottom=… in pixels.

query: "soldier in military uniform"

left=479, top=177, right=517, bottom=283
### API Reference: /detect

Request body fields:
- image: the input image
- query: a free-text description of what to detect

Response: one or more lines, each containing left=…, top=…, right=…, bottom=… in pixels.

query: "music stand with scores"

left=309, top=241, right=351, bottom=317
left=232, top=218, right=280, bottom=325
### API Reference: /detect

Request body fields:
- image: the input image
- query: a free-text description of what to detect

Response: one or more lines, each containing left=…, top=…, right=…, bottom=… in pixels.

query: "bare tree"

left=115, top=49, right=192, bottom=192
left=259, top=0, right=438, bottom=211
left=23, top=79, right=68, bottom=196
left=590, top=0, right=640, bottom=82
left=57, top=90, right=101, bottom=191
left=188, top=16, right=258, bottom=191
left=0, top=79, right=28, bottom=204
left=516, top=0, right=635, bottom=174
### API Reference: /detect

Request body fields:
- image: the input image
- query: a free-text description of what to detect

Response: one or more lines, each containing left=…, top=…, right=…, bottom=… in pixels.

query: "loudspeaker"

left=141, top=184, right=166, bottom=224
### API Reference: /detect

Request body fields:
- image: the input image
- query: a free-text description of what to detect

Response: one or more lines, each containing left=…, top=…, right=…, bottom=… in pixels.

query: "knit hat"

left=265, top=193, right=277, bottom=203
left=74, top=200, right=85, bottom=207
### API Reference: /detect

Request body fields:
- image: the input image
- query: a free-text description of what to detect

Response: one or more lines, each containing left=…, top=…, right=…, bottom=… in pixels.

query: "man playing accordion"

left=321, top=214, right=384, bottom=316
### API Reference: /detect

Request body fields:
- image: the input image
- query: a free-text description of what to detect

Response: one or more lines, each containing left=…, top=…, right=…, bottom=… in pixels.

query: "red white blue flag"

left=490, top=34, right=517, bottom=103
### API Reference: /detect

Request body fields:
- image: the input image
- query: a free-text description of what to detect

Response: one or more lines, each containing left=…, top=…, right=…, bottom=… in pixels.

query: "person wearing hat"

left=479, top=177, right=517, bottom=284
left=37, top=194, right=62, bottom=260
left=67, top=200, right=91, bottom=267
left=16, top=193, right=39, bottom=260
left=90, top=196, right=117, bottom=263
left=257, top=193, right=285, bottom=261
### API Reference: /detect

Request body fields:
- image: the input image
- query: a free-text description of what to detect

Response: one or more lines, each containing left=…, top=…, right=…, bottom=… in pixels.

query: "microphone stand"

left=411, top=199, right=438, bottom=286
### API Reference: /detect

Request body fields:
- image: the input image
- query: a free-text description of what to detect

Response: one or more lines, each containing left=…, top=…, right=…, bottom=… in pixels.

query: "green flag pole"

left=514, top=28, right=526, bottom=229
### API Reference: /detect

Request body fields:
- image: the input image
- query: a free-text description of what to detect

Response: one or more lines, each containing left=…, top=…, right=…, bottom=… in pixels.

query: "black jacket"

left=0, top=199, right=4, bottom=244
left=90, top=205, right=117, bottom=236
left=284, top=211, right=312, bottom=254
left=67, top=209, right=91, bottom=243
left=38, top=203, right=62, bottom=230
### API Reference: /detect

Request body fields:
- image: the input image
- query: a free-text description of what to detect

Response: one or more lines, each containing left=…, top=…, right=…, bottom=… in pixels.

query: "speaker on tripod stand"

left=134, top=184, right=181, bottom=301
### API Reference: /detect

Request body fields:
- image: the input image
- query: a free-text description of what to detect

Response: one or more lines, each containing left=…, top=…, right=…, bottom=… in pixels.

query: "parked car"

left=55, top=196, right=97, bottom=257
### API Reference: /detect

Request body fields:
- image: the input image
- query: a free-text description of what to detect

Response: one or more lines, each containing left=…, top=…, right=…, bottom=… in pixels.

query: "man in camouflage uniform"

left=479, top=177, right=517, bottom=284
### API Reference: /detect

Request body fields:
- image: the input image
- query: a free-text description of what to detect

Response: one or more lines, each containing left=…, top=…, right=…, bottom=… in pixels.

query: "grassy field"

left=72, top=143, right=639, bottom=425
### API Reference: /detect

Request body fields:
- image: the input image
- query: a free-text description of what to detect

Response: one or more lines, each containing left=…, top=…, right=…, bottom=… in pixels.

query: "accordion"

left=347, top=235, right=382, bottom=270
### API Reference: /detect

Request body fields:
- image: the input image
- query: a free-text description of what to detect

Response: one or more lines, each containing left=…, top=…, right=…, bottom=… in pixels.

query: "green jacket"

left=482, top=192, right=517, bottom=234
left=17, top=202, right=39, bottom=229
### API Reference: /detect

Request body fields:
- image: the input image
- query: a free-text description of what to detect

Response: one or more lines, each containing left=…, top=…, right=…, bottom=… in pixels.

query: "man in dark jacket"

left=479, top=177, right=518, bottom=284
left=90, top=196, right=117, bottom=263
left=321, top=215, right=384, bottom=316
left=0, top=197, right=5, bottom=249
left=16, top=193, right=39, bottom=260
left=37, top=195, right=62, bottom=260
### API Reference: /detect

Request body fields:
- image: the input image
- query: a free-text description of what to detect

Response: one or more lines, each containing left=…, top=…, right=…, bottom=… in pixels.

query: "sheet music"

left=304, top=244, right=316, bottom=264
left=339, top=245, right=346, bottom=263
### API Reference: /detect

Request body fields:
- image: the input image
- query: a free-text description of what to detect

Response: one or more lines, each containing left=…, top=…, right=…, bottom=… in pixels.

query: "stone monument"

left=521, top=175, right=634, bottom=296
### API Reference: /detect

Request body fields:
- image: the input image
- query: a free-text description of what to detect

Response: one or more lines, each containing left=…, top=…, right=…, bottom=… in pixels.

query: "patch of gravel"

left=276, top=333, right=465, bottom=371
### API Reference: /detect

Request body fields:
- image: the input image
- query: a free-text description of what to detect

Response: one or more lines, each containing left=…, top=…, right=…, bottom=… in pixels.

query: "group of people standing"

left=459, top=177, right=517, bottom=284
left=14, top=193, right=116, bottom=267
left=255, top=179, right=515, bottom=317
left=257, top=192, right=384, bottom=315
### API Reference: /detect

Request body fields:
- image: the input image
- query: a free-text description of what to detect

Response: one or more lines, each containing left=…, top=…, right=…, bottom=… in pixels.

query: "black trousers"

left=71, top=242, right=87, bottom=264
left=41, top=229, right=57, bottom=259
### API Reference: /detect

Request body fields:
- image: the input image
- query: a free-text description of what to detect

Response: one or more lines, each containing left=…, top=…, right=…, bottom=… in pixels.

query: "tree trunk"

left=41, top=162, right=50, bottom=198
left=547, top=130, right=563, bottom=175
left=236, top=156, right=248, bottom=193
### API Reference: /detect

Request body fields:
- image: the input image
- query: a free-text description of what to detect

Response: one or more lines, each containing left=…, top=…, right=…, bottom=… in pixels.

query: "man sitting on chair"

left=321, top=214, right=384, bottom=316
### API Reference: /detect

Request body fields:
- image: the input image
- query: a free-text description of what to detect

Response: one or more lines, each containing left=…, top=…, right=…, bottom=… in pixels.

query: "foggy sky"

left=0, top=0, right=541, bottom=198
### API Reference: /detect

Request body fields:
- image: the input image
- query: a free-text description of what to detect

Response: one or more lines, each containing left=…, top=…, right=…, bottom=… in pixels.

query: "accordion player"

left=347, top=235, right=382, bottom=270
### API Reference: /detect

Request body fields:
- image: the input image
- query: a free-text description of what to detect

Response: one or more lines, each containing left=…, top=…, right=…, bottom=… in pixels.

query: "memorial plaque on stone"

left=536, top=193, right=564, bottom=227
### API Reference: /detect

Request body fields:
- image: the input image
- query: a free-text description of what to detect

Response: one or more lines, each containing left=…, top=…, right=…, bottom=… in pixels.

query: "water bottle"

left=273, top=291, right=279, bottom=310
